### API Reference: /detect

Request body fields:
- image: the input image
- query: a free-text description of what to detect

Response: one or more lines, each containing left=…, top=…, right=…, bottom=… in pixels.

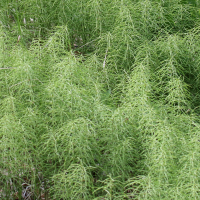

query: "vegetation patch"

left=0, top=0, right=200, bottom=199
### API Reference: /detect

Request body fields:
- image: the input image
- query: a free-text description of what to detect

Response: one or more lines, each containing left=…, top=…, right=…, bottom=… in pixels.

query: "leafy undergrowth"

left=1, top=0, right=200, bottom=199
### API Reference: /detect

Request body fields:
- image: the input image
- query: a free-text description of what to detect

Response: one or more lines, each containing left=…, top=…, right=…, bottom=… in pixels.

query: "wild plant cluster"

left=0, top=0, right=200, bottom=199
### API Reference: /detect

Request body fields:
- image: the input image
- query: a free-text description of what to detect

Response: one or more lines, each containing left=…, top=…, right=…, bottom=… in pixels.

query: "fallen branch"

left=0, top=68, right=15, bottom=69
left=103, top=48, right=108, bottom=69
left=77, top=37, right=101, bottom=49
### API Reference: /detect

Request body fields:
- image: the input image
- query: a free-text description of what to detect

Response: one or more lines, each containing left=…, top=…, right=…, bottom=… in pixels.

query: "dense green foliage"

left=1, top=0, right=200, bottom=199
